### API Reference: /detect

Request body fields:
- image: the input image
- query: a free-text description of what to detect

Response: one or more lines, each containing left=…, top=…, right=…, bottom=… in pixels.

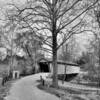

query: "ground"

left=2, top=73, right=100, bottom=100
left=4, top=73, right=59, bottom=100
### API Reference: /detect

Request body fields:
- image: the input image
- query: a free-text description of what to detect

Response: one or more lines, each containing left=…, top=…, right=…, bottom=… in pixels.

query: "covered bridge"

left=37, top=58, right=80, bottom=81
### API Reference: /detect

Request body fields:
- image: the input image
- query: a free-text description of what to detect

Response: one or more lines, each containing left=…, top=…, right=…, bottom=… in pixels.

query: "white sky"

left=0, top=0, right=25, bottom=7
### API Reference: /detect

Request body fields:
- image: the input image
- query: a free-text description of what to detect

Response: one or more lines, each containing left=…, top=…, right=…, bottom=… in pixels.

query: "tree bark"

left=52, top=33, right=58, bottom=88
left=52, top=14, right=58, bottom=87
left=98, top=40, right=100, bottom=79
left=52, top=0, right=58, bottom=88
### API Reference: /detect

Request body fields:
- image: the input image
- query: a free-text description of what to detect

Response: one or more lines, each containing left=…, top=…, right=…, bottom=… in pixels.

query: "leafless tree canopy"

left=6, top=0, right=98, bottom=49
left=5, top=0, right=98, bottom=87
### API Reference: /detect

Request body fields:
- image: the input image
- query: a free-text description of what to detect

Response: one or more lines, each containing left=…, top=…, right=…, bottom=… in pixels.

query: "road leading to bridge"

left=5, top=73, right=59, bottom=100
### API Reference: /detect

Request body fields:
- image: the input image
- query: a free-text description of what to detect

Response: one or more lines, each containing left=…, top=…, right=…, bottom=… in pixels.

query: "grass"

left=0, top=79, right=14, bottom=100
left=38, top=82, right=100, bottom=100
left=0, top=64, right=10, bottom=100
left=77, top=82, right=99, bottom=88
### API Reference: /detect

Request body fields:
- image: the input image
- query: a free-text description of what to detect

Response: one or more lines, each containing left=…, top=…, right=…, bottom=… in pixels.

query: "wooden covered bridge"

left=37, top=58, right=80, bottom=81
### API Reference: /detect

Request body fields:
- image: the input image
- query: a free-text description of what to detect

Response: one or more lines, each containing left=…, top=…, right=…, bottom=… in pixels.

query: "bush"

left=20, top=67, right=35, bottom=76
left=82, top=74, right=100, bottom=82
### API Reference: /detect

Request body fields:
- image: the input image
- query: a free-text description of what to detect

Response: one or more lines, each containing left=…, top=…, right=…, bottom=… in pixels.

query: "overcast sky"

left=0, top=0, right=26, bottom=9
left=0, top=0, right=12, bottom=7
left=0, top=0, right=21, bottom=5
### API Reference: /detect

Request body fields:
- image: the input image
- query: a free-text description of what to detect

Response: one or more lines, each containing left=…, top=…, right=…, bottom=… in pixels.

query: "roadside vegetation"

left=0, top=78, right=14, bottom=100
left=38, top=82, right=100, bottom=100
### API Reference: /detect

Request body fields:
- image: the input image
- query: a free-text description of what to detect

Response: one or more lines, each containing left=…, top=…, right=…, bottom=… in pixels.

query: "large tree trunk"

left=52, top=0, right=58, bottom=87
left=98, top=40, right=100, bottom=78
left=52, top=33, right=58, bottom=88
left=9, top=42, right=13, bottom=75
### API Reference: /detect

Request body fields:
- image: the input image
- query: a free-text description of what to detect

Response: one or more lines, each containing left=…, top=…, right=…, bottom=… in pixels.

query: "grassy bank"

left=0, top=80, right=14, bottom=100
left=38, top=83, right=100, bottom=100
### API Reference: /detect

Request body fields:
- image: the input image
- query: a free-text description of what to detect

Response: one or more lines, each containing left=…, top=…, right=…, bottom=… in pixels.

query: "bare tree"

left=6, top=0, right=98, bottom=87
left=0, top=21, right=17, bottom=74
left=94, top=3, right=100, bottom=68
left=14, top=31, right=43, bottom=71
left=88, top=1, right=100, bottom=69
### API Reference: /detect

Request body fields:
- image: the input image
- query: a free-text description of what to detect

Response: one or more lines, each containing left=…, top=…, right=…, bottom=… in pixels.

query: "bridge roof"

left=38, top=58, right=79, bottom=66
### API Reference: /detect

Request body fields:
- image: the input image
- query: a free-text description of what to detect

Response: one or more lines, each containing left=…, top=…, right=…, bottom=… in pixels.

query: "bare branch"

left=57, top=0, right=98, bottom=32
left=57, top=0, right=81, bottom=19
left=57, top=29, right=97, bottom=50
left=41, top=47, right=52, bottom=54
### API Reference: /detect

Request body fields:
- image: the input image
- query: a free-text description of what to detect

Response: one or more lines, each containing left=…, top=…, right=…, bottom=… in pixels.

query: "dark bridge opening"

left=39, top=62, right=49, bottom=72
